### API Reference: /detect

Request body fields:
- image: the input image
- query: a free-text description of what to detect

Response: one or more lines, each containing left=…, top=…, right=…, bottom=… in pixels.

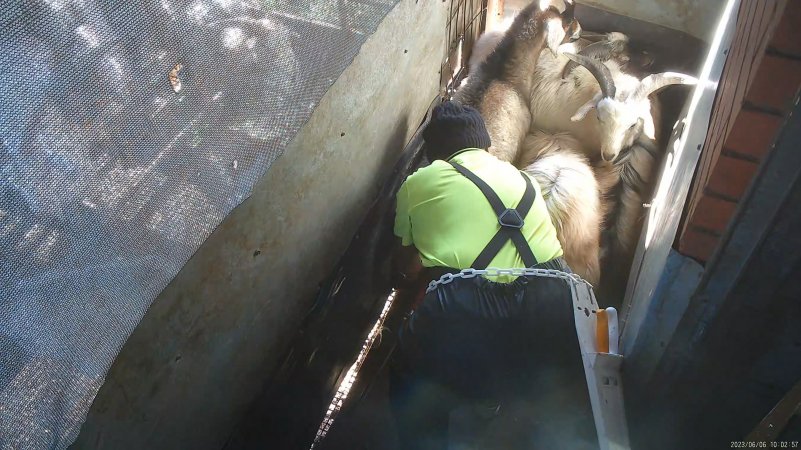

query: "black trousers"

left=389, top=258, right=597, bottom=449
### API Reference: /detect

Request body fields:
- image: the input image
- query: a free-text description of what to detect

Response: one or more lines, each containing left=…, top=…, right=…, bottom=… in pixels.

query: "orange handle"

left=596, top=309, right=609, bottom=353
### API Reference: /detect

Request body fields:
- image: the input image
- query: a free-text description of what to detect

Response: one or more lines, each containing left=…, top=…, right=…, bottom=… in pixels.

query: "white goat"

left=518, top=130, right=602, bottom=286
left=527, top=47, right=696, bottom=162
left=453, top=0, right=580, bottom=164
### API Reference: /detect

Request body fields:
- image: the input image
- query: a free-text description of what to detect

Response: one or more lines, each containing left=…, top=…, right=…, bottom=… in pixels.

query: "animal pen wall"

left=2, top=0, right=799, bottom=449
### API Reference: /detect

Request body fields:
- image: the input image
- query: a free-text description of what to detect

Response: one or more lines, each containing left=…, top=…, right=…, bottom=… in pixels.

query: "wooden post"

left=486, top=0, right=504, bottom=31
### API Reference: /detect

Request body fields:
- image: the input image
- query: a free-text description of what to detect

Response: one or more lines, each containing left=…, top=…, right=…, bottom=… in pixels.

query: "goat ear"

left=571, top=92, right=602, bottom=121
left=643, top=115, right=656, bottom=139
left=571, top=100, right=597, bottom=121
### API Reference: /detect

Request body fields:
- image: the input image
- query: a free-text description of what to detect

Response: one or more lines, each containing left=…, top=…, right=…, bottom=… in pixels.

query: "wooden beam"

left=747, top=378, right=801, bottom=443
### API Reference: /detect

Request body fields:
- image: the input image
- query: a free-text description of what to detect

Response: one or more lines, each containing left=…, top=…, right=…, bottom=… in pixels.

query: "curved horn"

left=561, top=38, right=627, bottom=78
left=579, top=31, right=608, bottom=41
left=563, top=52, right=617, bottom=99
left=634, top=72, right=698, bottom=100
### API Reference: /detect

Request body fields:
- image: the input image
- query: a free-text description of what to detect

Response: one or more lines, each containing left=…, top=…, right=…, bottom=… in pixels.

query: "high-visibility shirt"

left=394, top=148, right=563, bottom=282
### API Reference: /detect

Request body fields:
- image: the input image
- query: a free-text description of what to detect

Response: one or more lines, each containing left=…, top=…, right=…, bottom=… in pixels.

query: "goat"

left=591, top=136, right=662, bottom=302
left=518, top=130, right=602, bottom=286
left=453, top=0, right=580, bottom=164
left=515, top=128, right=660, bottom=297
left=516, top=130, right=661, bottom=302
left=467, top=17, right=515, bottom=72
left=526, top=45, right=695, bottom=162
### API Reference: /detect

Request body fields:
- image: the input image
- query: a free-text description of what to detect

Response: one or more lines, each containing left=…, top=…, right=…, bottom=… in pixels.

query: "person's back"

left=396, top=148, right=562, bottom=280
left=389, top=100, right=596, bottom=449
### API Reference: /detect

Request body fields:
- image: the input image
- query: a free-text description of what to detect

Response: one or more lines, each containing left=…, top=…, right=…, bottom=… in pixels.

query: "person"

left=389, top=100, right=595, bottom=449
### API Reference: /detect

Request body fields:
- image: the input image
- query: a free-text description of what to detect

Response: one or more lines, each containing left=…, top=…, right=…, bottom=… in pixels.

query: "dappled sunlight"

left=0, top=0, right=421, bottom=447
left=221, top=26, right=245, bottom=48
left=75, top=25, right=100, bottom=48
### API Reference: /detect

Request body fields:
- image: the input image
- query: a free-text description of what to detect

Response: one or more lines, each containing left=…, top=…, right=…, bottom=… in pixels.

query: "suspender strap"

left=449, top=161, right=538, bottom=269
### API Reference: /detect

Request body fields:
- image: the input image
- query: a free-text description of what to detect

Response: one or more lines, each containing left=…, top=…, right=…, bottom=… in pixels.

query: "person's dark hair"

left=422, top=100, right=491, bottom=161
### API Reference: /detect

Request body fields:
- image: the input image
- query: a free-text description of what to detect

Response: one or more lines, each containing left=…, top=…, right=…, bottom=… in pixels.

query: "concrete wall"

left=504, top=0, right=727, bottom=41
left=72, top=1, right=448, bottom=448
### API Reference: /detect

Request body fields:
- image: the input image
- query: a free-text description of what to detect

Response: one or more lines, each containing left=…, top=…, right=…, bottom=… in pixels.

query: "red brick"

left=691, top=194, right=738, bottom=233
left=725, top=110, right=783, bottom=159
left=706, top=155, right=760, bottom=200
left=679, top=228, right=721, bottom=264
left=770, top=0, right=801, bottom=58
left=746, top=55, right=801, bottom=112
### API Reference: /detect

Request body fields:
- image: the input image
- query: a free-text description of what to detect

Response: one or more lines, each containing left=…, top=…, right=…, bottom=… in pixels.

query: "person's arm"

left=392, top=239, right=424, bottom=287
left=392, top=181, right=423, bottom=288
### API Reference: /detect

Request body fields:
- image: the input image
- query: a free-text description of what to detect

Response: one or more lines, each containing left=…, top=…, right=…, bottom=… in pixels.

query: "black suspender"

left=449, top=161, right=539, bottom=269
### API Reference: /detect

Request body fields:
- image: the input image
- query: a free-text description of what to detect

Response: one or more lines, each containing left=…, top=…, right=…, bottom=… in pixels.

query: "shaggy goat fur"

left=518, top=130, right=602, bottom=285
left=526, top=36, right=694, bottom=163
left=593, top=136, right=662, bottom=301
left=527, top=48, right=648, bottom=162
left=467, top=17, right=515, bottom=71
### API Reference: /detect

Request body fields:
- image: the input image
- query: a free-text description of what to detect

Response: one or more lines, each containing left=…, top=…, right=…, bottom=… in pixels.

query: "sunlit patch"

left=222, top=27, right=245, bottom=49
left=0, top=218, right=19, bottom=238
left=151, top=184, right=219, bottom=247
left=152, top=96, right=170, bottom=118
left=161, top=0, right=174, bottom=14
left=105, top=56, right=124, bottom=83
left=148, top=211, right=164, bottom=229
left=187, top=1, right=210, bottom=23
left=17, top=224, right=45, bottom=251
left=229, top=120, right=281, bottom=141
left=311, top=290, right=398, bottom=448
left=35, top=230, right=59, bottom=263
left=260, top=17, right=275, bottom=29
left=75, top=25, right=100, bottom=48
left=43, top=0, right=67, bottom=11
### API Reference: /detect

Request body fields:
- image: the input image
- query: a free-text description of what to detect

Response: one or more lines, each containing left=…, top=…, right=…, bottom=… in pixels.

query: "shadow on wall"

left=223, top=113, right=416, bottom=450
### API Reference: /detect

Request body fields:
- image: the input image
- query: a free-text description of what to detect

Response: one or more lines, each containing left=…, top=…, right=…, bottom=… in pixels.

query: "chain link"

left=425, top=267, right=593, bottom=294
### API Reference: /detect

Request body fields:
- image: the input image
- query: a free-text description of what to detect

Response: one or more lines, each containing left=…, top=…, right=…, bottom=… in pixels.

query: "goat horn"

left=579, top=31, right=607, bottom=41
left=634, top=72, right=698, bottom=100
left=562, top=0, right=575, bottom=22
left=563, top=52, right=617, bottom=99
left=561, top=36, right=627, bottom=78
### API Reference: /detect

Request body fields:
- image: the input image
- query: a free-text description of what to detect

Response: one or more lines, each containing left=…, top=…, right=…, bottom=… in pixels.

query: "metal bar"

left=619, top=0, right=740, bottom=356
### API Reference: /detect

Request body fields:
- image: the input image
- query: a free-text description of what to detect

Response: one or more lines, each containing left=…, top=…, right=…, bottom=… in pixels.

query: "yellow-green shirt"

left=394, top=148, right=563, bottom=282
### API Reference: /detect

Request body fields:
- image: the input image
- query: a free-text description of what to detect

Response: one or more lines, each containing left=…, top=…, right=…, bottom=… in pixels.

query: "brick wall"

left=679, top=0, right=800, bottom=263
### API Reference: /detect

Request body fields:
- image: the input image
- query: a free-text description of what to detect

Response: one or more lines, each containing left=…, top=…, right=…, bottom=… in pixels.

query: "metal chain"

left=425, top=267, right=593, bottom=293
